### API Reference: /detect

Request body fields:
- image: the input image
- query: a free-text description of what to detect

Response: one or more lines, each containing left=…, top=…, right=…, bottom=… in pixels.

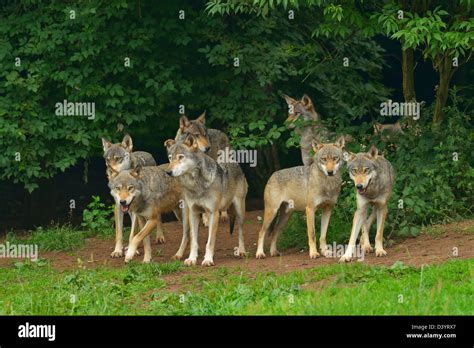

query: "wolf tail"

left=267, top=202, right=287, bottom=236
left=228, top=205, right=236, bottom=235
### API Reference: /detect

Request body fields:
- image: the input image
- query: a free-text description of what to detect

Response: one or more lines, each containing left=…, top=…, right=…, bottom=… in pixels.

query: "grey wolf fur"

left=174, top=111, right=230, bottom=224
left=339, top=145, right=395, bottom=262
left=256, top=137, right=345, bottom=259
left=165, top=136, right=248, bottom=266
left=108, top=165, right=187, bottom=263
left=102, top=135, right=161, bottom=258
left=373, top=121, right=405, bottom=142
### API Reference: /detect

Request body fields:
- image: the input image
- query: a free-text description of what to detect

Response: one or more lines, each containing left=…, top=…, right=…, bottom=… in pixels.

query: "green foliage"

left=2, top=259, right=471, bottom=315
left=6, top=225, right=87, bottom=252
left=81, top=195, right=114, bottom=238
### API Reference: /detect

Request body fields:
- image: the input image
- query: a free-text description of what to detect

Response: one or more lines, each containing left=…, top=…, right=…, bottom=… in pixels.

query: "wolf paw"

left=201, top=259, right=214, bottom=267
left=124, top=246, right=140, bottom=256
left=361, top=244, right=373, bottom=254
left=110, top=249, right=123, bottom=258
left=256, top=251, right=266, bottom=259
left=320, top=247, right=332, bottom=258
left=309, top=250, right=320, bottom=259
left=339, top=254, right=353, bottom=263
left=171, top=253, right=183, bottom=260
left=184, top=258, right=196, bottom=266
left=270, top=249, right=281, bottom=257
left=142, top=258, right=152, bottom=264
left=155, top=236, right=166, bottom=244
left=375, top=248, right=388, bottom=257
left=233, top=247, right=248, bottom=258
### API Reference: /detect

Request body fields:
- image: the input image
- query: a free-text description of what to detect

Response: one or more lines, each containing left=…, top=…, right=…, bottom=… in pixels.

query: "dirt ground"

left=1, top=211, right=473, bottom=276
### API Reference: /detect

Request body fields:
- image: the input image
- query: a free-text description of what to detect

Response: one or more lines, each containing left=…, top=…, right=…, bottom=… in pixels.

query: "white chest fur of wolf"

left=166, top=137, right=248, bottom=267
left=256, top=137, right=345, bottom=259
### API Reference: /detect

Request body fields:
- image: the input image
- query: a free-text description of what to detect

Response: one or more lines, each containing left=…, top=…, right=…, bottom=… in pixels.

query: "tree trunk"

left=402, top=47, right=416, bottom=102
left=433, top=56, right=455, bottom=126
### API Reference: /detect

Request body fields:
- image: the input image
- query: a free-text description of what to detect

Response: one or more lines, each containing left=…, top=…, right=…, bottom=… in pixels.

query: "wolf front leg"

left=202, top=211, right=219, bottom=266
left=184, top=209, right=200, bottom=266
left=340, top=200, right=368, bottom=263
left=111, top=205, right=124, bottom=258
left=306, top=205, right=320, bottom=259
left=319, top=206, right=333, bottom=257
left=375, top=204, right=388, bottom=257
left=155, top=214, right=166, bottom=244
left=125, top=217, right=157, bottom=263
left=173, top=204, right=190, bottom=260
left=360, top=206, right=376, bottom=254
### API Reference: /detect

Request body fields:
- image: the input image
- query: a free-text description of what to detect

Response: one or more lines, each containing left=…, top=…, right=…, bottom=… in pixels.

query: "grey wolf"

left=339, top=144, right=395, bottom=262
left=373, top=121, right=405, bottom=142
left=165, top=135, right=248, bottom=266
left=174, top=111, right=230, bottom=224
left=256, top=137, right=345, bottom=259
left=108, top=165, right=186, bottom=263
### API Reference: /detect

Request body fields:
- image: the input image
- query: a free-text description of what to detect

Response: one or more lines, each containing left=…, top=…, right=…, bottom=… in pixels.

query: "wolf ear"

left=343, top=151, right=356, bottom=162
left=312, top=139, right=324, bottom=153
left=301, top=94, right=314, bottom=109
left=282, top=94, right=296, bottom=106
left=196, top=111, right=206, bottom=125
left=368, top=144, right=379, bottom=158
left=179, top=116, right=190, bottom=131
left=102, top=138, right=112, bottom=152
left=184, top=134, right=199, bottom=151
left=164, top=139, right=176, bottom=150
left=121, top=134, right=133, bottom=152
left=335, top=136, right=345, bottom=149
left=373, top=122, right=382, bottom=133
left=130, top=165, right=142, bottom=179
left=106, top=167, right=119, bottom=181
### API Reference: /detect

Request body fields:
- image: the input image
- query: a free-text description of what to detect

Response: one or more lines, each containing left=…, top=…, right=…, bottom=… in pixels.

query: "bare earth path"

left=1, top=211, right=473, bottom=277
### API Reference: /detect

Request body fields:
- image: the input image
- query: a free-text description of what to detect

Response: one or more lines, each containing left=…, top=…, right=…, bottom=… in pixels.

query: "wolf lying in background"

left=339, top=145, right=395, bottom=262
left=102, top=135, right=158, bottom=258
left=256, top=137, right=345, bottom=259
left=108, top=165, right=186, bottom=263
left=165, top=135, right=248, bottom=266
left=373, top=121, right=405, bottom=142
left=174, top=111, right=230, bottom=225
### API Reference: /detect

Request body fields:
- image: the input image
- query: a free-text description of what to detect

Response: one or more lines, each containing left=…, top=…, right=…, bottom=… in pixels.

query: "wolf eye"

left=127, top=185, right=134, bottom=190
left=177, top=154, right=185, bottom=160
left=350, top=169, right=357, bottom=175
left=114, top=186, right=120, bottom=191
left=363, top=167, right=371, bottom=173
left=334, top=156, right=339, bottom=161
left=320, top=157, right=327, bottom=162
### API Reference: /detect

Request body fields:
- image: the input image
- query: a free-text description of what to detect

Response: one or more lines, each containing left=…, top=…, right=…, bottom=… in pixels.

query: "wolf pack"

left=102, top=94, right=395, bottom=266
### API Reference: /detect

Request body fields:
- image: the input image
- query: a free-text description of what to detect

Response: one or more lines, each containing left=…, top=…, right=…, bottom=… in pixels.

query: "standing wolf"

left=108, top=166, right=186, bottom=263
left=174, top=111, right=230, bottom=224
left=283, top=94, right=331, bottom=167
left=165, top=136, right=248, bottom=266
left=102, top=135, right=159, bottom=258
left=256, top=137, right=345, bottom=259
left=339, top=145, right=395, bottom=262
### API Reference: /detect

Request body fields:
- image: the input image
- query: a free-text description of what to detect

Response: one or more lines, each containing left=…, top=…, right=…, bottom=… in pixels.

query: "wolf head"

left=164, top=136, right=202, bottom=177
left=346, top=145, right=379, bottom=195
left=107, top=166, right=143, bottom=213
left=282, top=94, right=319, bottom=129
left=176, top=111, right=211, bottom=153
left=312, top=136, right=345, bottom=176
left=102, top=134, right=134, bottom=172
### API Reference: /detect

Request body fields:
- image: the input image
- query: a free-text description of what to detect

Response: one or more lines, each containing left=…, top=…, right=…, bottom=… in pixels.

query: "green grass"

left=0, top=258, right=472, bottom=315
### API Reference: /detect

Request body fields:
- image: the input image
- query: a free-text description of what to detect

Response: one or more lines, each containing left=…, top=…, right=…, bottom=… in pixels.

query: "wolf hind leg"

left=155, top=214, right=166, bottom=244
left=269, top=205, right=292, bottom=257
left=360, top=206, right=376, bottom=254
left=256, top=201, right=281, bottom=259
left=231, top=196, right=247, bottom=258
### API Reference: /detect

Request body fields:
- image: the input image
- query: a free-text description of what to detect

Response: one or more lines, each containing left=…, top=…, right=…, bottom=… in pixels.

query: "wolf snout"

left=204, top=146, right=210, bottom=153
left=356, top=184, right=363, bottom=189
left=327, top=170, right=334, bottom=176
left=165, top=170, right=173, bottom=176
left=120, top=200, right=127, bottom=206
